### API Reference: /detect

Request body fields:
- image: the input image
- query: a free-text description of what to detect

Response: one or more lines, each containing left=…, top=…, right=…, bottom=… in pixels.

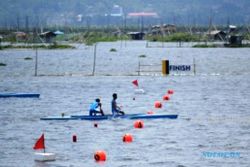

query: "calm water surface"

left=0, top=41, right=250, bottom=167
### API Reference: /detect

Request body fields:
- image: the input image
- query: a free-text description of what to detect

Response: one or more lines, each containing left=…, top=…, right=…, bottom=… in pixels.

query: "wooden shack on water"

left=39, top=31, right=56, bottom=43
left=127, top=32, right=145, bottom=40
left=207, top=30, right=226, bottom=41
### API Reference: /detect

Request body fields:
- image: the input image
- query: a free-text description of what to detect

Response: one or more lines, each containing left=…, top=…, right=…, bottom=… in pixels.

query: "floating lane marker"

left=33, top=133, right=56, bottom=162
left=134, top=88, right=145, bottom=94
left=123, top=133, right=133, bottom=143
left=94, top=150, right=106, bottom=162
left=72, top=135, right=77, bottom=142
left=134, top=120, right=144, bottom=129
left=163, top=95, right=170, bottom=101
left=167, top=89, right=174, bottom=95
left=154, top=101, right=162, bottom=108
left=147, top=111, right=154, bottom=115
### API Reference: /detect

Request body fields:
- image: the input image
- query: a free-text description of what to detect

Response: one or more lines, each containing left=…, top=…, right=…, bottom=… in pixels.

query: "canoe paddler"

left=111, top=93, right=125, bottom=116
left=89, top=98, right=105, bottom=116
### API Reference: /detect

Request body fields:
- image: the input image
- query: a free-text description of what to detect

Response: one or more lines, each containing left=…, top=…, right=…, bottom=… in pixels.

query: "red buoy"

left=123, top=133, right=133, bottom=143
left=168, top=89, right=174, bottom=94
left=94, top=150, right=106, bottom=161
left=72, top=135, right=77, bottom=142
left=154, top=101, right=162, bottom=108
left=134, top=120, right=144, bottom=128
left=147, top=111, right=154, bottom=114
left=163, top=95, right=170, bottom=101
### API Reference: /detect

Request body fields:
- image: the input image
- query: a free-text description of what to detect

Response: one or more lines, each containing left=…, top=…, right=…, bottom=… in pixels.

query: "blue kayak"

left=0, top=93, right=40, bottom=98
left=130, top=114, right=178, bottom=119
left=41, top=114, right=141, bottom=121
left=71, top=113, right=145, bottom=120
left=40, top=114, right=178, bottom=121
left=40, top=116, right=79, bottom=120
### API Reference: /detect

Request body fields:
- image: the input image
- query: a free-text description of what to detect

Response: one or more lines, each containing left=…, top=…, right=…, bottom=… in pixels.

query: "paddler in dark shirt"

left=111, top=93, right=125, bottom=116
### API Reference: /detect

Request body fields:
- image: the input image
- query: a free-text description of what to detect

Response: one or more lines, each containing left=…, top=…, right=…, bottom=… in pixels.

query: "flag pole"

left=44, top=133, right=46, bottom=153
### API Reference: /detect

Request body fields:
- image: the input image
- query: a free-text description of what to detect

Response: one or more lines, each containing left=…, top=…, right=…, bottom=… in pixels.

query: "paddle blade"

left=33, top=133, right=45, bottom=150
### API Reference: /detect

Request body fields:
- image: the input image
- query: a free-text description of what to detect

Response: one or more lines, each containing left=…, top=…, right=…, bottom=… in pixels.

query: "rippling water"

left=0, top=41, right=250, bottom=167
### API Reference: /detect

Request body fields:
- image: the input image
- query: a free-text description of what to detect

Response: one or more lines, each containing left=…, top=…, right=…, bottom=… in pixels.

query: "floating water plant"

left=110, top=48, right=117, bottom=52
left=48, top=44, right=75, bottom=49
left=139, top=54, right=146, bottom=58
left=0, top=63, right=6, bottom=66
left=24, top=57, right=33, bottom=60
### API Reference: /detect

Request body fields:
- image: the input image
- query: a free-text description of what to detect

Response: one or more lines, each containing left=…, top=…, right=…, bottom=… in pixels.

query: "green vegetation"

left=224, top=44, right=250, bottom=48
left=110, top=48, right=117, bottom=52
left=146, top=33, right=201, bottom=42
left=47, top=43, right=75, bottom=49
left=1, top=44, right=75, bottom=49
left=192, top=44, right=218, bottom=48
left=193, top=43, right=250, bottom=48
left=139, top=54, right=146, bottom=58
left=244, top=33, right=250, bottom=40
left=0, top=63, right=6, bottom=66
left=24, top=57, right=33, bottom=60
left=70, top=32, right=129, bottom=45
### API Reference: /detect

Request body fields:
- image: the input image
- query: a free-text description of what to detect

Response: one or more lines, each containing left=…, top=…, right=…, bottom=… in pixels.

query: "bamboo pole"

left=193, top=58, right=196, bottom=75
left=92, top=43, right=97, bottom=76
left=35, top=48, right=38, bottom=76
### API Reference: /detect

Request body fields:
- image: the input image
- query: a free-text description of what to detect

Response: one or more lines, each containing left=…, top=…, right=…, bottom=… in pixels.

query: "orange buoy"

left=168, top=89, right=174, bottom=94
left=163, top=95, right=170, bottom=101
left=134, top=120, right=144, bottom=128
left=72, top=135, right=77, bottom=142
left=154, top=101, right=162, bottom=108
left=147, top=111, right=154, bottom=114
left=94, top=150, right=106, bottom=161
left=123, top=133, right=133, bottom=143
left=94, top=123, right=98, bottom=128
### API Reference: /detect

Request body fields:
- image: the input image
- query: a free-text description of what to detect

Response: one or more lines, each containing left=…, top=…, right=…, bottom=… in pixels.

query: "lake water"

left=0, top=41, right=250, bottom=167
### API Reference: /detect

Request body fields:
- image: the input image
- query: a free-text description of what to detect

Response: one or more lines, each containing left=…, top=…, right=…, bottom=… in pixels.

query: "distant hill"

left=0, top=0, right=249, bottom=29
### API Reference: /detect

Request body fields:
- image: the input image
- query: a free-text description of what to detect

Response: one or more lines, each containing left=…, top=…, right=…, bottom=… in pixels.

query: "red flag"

left=132, top=80, right=139, bottom=87
left=33, top=133, right=45, bottom=150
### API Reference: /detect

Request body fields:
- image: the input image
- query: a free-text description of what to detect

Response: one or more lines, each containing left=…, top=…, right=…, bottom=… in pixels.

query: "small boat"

left=0, top=93, right=40, bottom=98
left=40, top=114, right=141, bottom=121
left=33, top=133, right=56, bottom=161
left=71, top=113, right=144, bottom=120
left=40, top=116, right=79, bottom=121
left=130, top=114, right=178, bottom=119
left=40, top=114, right=178, bottom=121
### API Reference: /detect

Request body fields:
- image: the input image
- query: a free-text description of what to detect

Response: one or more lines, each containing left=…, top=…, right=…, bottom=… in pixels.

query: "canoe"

left=71, top=113, right=144, bottom=120
left=0, top=93, right=40, bottom=98
left=41, top=114, right=140, bottom=121
left=40, top=116, right=79, bottom=121
left=130, top=114, right=178, bottom=119
left=40, top=114, right=178, bottom=121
